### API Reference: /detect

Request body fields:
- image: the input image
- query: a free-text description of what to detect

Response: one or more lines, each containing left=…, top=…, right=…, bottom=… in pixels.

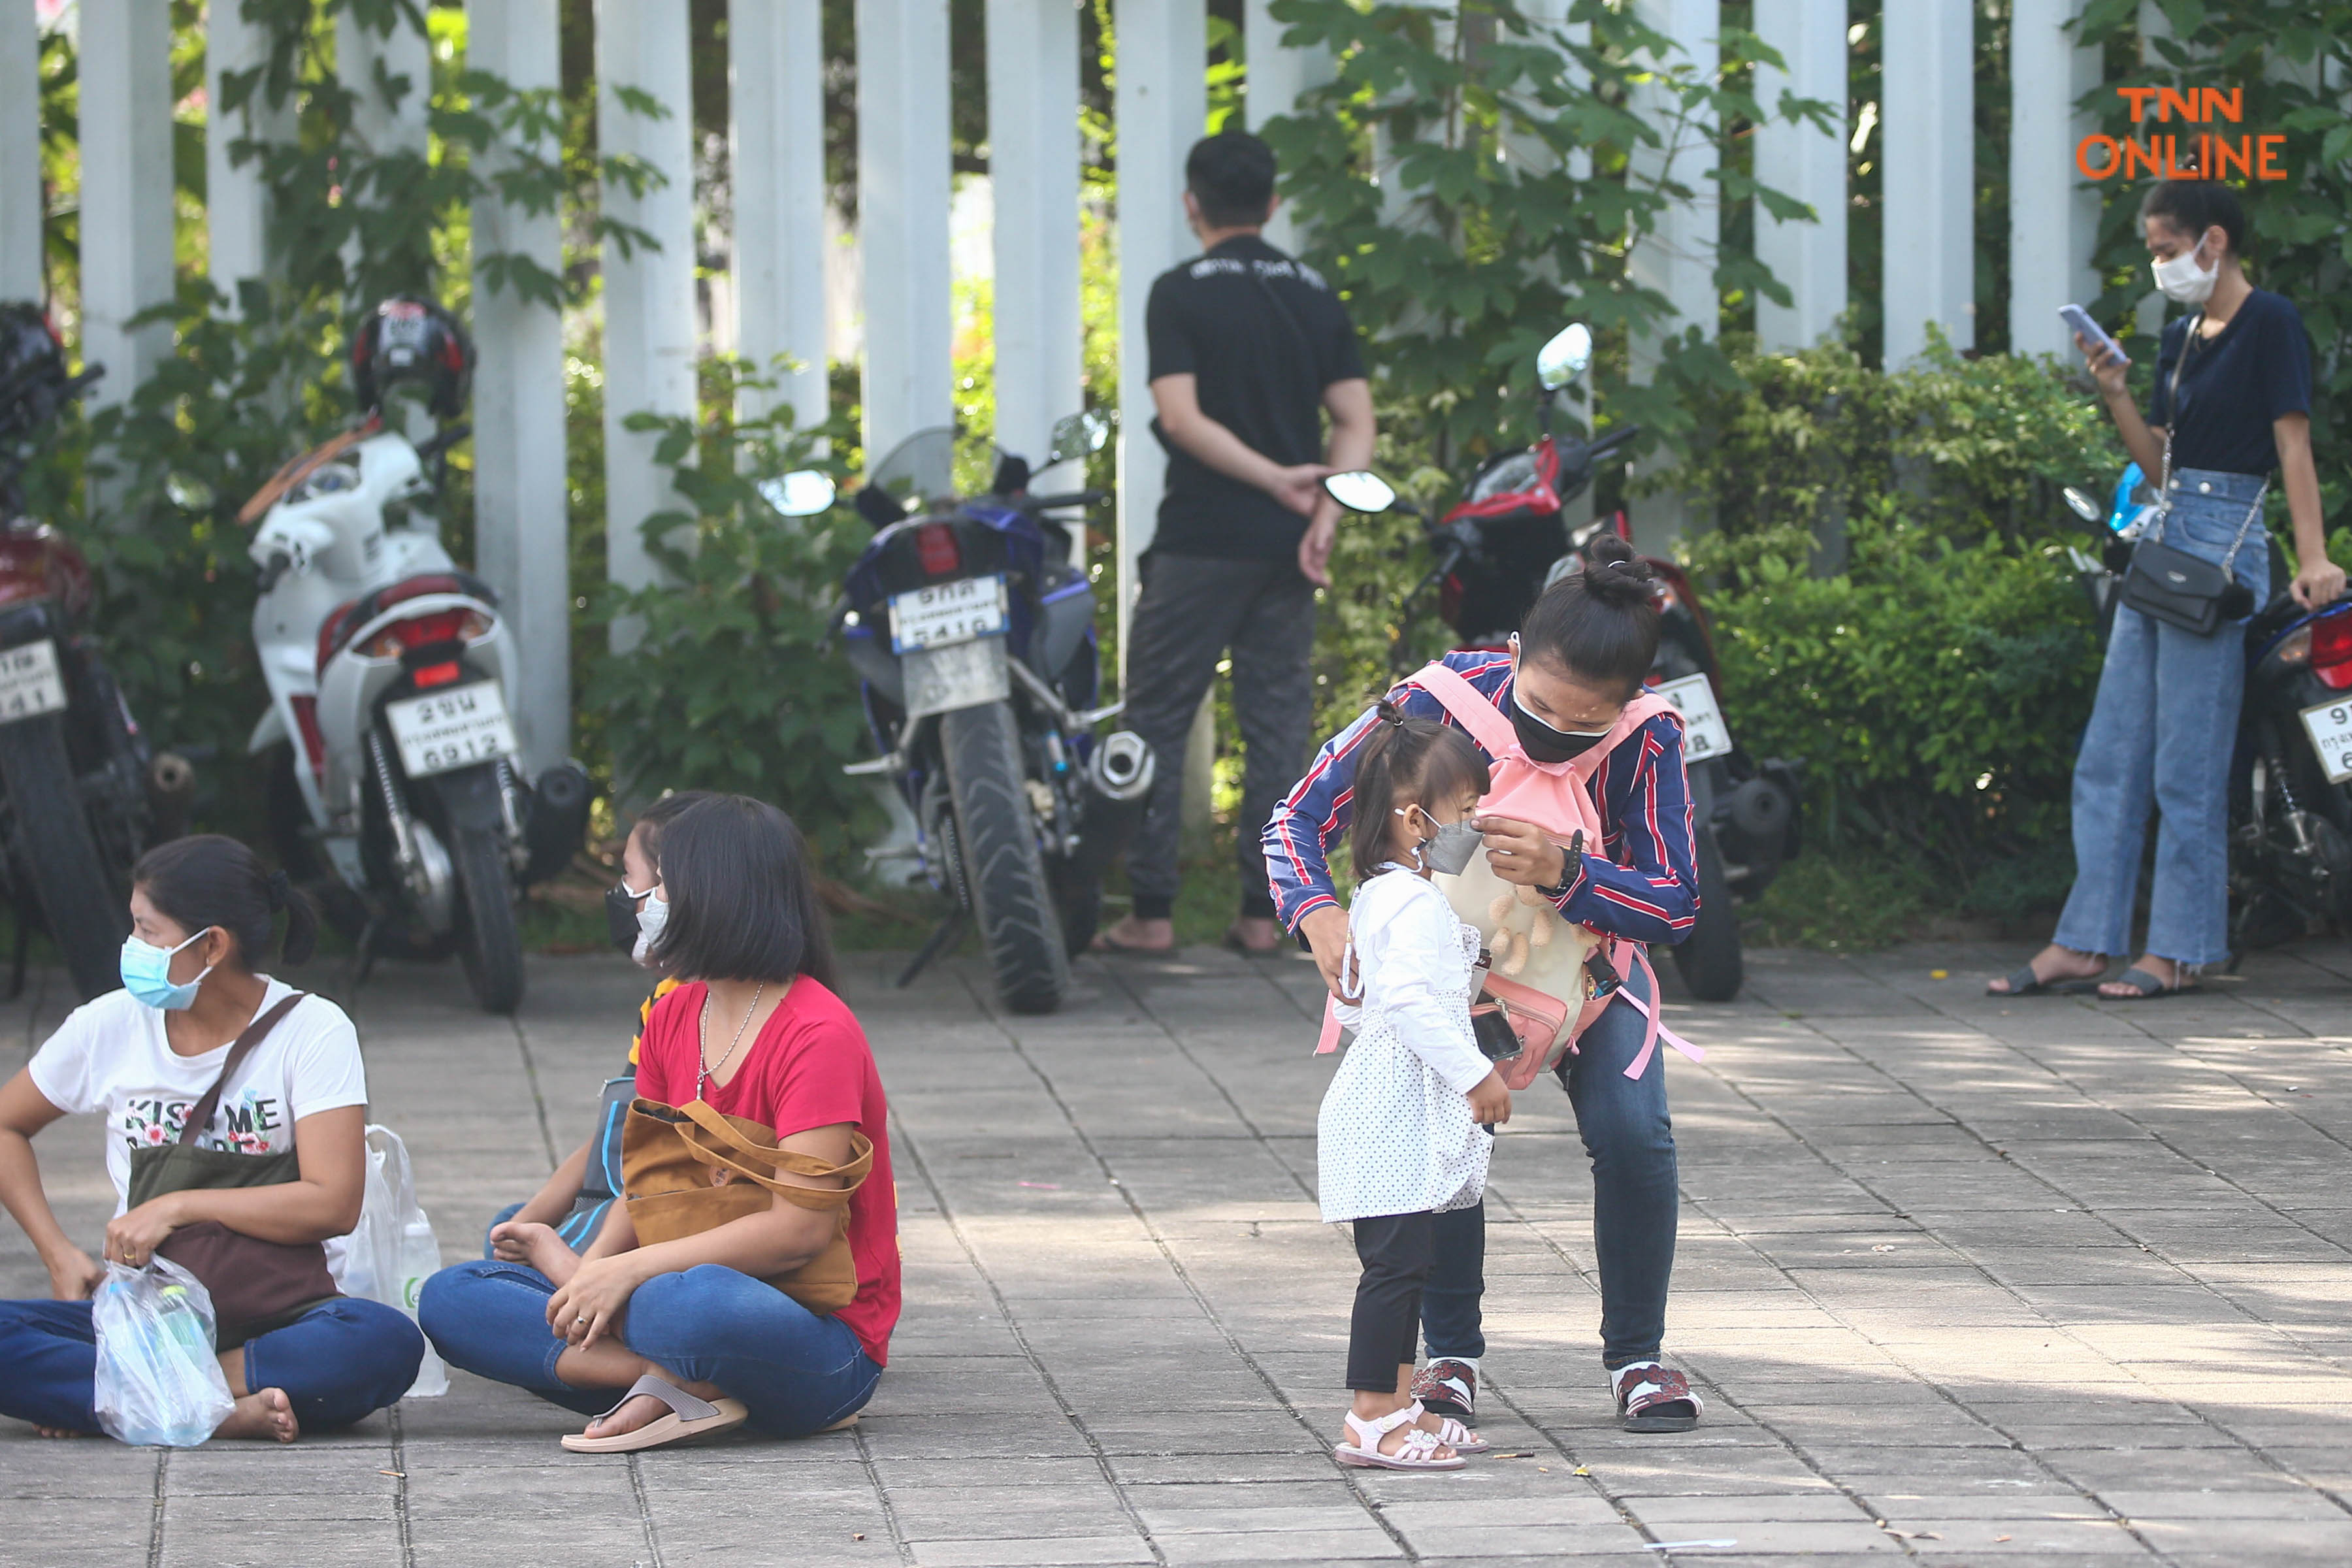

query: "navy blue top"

left=2146, top=288, right=2312, bottom=478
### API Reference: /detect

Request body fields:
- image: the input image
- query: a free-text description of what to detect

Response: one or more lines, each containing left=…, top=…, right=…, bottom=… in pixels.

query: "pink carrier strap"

left=1405, top=661, right=1521, bottom=759
left=1604, top=943, right=1706, bottom=1079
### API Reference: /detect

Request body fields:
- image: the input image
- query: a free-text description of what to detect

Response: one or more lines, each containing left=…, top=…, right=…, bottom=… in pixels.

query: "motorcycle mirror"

left=1046, top=409, right=1112, bottom=465
left=1536, top=323, right=1593, bottom=392
left=1322, top=470, right=1397, bottom=514
left=2063, top=486, right=2103, bottom=525
left=760, top=469, right=837, bottom=517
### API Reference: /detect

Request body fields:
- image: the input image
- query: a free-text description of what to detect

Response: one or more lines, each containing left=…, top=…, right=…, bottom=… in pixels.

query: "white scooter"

left=242, top=413, right=587, bottom=1013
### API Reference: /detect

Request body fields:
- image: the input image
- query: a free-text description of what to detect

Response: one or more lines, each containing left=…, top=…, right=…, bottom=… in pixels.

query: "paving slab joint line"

left=998, top=965, right=1420, bottom=1563
left=390, top=1399, right=417, bottom=1568
left=145, top=1446, right=167, bottom=1568
left=891, top=1113, right=1172, bottom=1567
left=627, top=1450, right=665, bottom=1567
left=851, top=1411, right=919, bottom=1564
left=505, top=1006, right=560, bottom=1169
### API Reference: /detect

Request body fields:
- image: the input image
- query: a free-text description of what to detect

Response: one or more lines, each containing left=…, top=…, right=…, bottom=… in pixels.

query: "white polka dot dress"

left=1317, top=870, right=1495, bottom=1225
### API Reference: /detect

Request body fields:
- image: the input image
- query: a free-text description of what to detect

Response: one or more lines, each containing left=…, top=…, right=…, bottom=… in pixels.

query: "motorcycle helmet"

left=350, top=295, right=474, bottom=421
left=0, top=304, right=76, bottom=443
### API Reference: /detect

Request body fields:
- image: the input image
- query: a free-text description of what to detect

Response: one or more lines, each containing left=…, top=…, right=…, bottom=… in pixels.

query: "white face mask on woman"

left=2151, top=233, right=2217, bottom=306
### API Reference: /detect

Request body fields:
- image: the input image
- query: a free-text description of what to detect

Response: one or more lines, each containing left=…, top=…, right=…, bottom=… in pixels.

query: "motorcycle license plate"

left=385, top=683, right=518, bottom=777
left=889, top=576, right=1007, bottom=653
left=2301, top=697, right=2352, bottom=785
left=1653, top=672, right=1733, bottom=761
left=0, top=640, right=67, bottom=725
left=902, top=636, right=1011, bottom=719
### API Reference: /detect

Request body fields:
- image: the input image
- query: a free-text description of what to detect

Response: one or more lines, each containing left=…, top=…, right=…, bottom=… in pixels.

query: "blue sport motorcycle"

left=781, top=414, right=1153, bottom=1013
left=2063, top=470, right=2352, bottom=950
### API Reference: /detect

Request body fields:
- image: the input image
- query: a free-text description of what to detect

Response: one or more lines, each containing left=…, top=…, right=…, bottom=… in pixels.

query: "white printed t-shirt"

left=27, top=979, right=367, bottom=1215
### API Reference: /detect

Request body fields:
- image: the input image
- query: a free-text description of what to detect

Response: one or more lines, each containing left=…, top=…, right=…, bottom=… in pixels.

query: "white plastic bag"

left=326, top=1124, right=449, bottom=1398
left=91, top=1256, right=237, bottom=1446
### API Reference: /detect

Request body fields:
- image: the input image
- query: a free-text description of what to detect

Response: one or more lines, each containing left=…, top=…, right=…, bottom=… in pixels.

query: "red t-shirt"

left=634, top=977, right=900, bottom=1366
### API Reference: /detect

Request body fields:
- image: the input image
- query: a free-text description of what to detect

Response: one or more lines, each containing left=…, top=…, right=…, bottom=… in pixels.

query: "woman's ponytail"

left=1518, top=533, right=1662, bottom=694
left=133, top=835, right=316, bottom=971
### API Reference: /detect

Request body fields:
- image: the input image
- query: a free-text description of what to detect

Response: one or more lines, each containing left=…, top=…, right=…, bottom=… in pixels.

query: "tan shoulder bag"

left=621, top=1100, right=874, bottom=1314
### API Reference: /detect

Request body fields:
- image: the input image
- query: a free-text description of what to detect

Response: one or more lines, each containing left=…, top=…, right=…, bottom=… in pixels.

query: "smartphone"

left=2059, top=304, right=2129, bottom=367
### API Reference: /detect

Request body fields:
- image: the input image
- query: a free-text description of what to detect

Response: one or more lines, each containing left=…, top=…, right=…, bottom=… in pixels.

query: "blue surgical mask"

left=120, top=930, right=216, bottom=1011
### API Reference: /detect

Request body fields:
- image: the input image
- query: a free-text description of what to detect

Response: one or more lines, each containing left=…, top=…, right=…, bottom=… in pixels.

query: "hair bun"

left=265, top=868, right=290, bottom=912
left=1581, top=535, right=1657, bottom=610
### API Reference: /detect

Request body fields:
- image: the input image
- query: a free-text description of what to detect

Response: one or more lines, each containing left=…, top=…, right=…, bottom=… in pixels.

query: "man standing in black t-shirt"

left=1095, top=133, right=1375, bottom=956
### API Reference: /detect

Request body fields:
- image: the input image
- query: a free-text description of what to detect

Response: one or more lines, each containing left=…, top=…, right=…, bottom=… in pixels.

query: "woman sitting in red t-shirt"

left=419, top=795, right=899, bottom=1451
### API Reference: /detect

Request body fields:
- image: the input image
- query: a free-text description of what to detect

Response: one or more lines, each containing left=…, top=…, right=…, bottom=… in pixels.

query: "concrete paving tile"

left=1627, top=1494, right=1876, bottom=1524
left=905, top=1535, right=1153, bottom=1567
left=1151, top=1527, right=1405, bottom=1562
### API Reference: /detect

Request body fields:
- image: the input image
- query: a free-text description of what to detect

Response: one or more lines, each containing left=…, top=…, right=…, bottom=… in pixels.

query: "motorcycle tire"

left=451, top=823, right=525, bottom=1015
left=941, top=701, right=1070, bottom=1014
left=265, top=748, right=373, bottom=943
left=1671, top=826, right=1744, bottom=1004
left=1051, top=858, right=1103, bottom=960
left=0, top=715, right=131, bottom=1000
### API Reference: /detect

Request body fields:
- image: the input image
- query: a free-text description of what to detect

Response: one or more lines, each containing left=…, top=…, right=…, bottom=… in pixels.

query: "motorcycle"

left=0, top=306, right=193, bottom=1000
left=785, top=411, right=1154, bottom=1015
left=1333, top=322, right=1803, bottom=1003
left=242, top=298, right=590, bottom=1013
left=2061, top=475, right=2352, bottom=951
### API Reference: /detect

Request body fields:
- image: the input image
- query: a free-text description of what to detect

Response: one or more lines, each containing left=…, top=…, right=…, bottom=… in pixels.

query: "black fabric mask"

left=1509, top=687, right=1612, bottom=764
left=604, top=885, right=641, bottom=955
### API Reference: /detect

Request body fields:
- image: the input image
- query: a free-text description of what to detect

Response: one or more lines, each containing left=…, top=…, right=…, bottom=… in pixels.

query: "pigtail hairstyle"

left=1345, top=699, right=1492, bottom=883
left=133, top=834, right=319, bottom=969
left=1518, top=533, right=1661, bottom=696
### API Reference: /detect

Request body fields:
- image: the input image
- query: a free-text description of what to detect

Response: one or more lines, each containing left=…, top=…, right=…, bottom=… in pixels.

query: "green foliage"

left=1264, top=0, right=1835, bottom=476
left=583, top=367, right=877, bottom=863
left=1660, top=331, right=2129, bottom=547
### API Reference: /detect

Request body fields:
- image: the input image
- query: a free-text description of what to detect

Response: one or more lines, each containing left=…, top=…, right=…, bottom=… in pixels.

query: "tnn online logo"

left=2076, top=88, right=2289, bottom=181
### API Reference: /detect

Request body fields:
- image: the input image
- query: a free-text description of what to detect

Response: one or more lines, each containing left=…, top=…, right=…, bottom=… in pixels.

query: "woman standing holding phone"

left=1992, top=180, right=2345, bottom=1001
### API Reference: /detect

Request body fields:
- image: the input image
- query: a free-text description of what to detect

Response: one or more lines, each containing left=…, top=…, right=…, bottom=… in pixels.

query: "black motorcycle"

left=2062, top=476, right=2352, bottom=951
left=0, top=306, right=193, bottom=999
left=802, top=414, right=1154, bottom=1014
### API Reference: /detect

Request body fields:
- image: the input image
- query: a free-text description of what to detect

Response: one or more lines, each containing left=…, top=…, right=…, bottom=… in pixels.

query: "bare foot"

left=490, top=1219, right=583, bottom=1285
left=577, top=1377, right=725, bottom=1443
left=2099, top=953, right=2185, bottom=999
left=213, top=1388, right=299, bottom=1444
left=1226, top=916, right=1282, bottom=953
left=1986, top=943, right=2105, bottom=995
left=1092, top=915, right=1173, bottom=955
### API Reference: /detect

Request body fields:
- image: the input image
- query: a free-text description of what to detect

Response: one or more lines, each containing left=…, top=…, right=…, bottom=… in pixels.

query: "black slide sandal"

left=2101, top=966, right=2200, bottom=1000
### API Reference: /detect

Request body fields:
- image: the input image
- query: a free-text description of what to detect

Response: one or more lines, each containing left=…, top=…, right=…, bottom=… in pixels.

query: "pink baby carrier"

left=1316, top=662, right=1704, bottom=1085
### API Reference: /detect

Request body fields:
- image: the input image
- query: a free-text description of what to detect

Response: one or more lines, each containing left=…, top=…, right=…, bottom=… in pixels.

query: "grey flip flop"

left=1987, top=964, right=2095, bottom=997
left=2100, top=966, right=2200, bottom=1000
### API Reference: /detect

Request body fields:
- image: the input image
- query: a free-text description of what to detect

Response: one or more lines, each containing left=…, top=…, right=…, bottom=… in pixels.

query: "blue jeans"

left=2057, top=467, right=2272, bottom=968
left=1422, top=956, right=1678, bottom=1369
left=418, top=1260, right=881, bottom=1437
left=0, top=1295, right=424, bottom=1436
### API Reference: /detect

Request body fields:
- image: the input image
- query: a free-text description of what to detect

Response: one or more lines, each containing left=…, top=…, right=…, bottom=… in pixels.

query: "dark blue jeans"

left=1422, top=957, right=1678, bottom=1369
left=418, top=1259, right=881, bottom=1437
left=0, top=1295, right=424, bottom=1436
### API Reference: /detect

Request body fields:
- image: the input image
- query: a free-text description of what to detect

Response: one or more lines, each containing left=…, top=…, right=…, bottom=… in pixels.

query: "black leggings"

left=1348, top=1211, right=1436, bottom=1392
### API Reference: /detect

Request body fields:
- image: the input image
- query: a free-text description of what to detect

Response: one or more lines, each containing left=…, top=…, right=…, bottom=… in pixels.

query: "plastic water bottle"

left=154, top=1283, right=214, bottom=1361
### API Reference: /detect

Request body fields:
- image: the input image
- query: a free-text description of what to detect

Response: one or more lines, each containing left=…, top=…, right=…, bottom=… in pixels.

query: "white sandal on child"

left=1426, top=1409, right=1489, bottom=1456
left=1334, top=1403, right=1466, bottom=1471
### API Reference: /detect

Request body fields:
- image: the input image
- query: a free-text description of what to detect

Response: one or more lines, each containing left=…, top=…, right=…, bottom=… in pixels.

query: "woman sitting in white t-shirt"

left=0, top=835, right=422, bottom=1442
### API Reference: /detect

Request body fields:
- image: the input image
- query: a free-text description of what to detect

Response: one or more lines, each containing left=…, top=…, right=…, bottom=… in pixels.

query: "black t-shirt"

left=1145, top=235, right=1366, bottom=561
left=2146, top=288, right=2312, bottom=477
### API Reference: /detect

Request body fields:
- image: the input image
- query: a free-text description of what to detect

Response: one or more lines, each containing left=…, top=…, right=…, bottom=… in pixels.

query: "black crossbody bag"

left=2118, top=314, right=2266, bottom=636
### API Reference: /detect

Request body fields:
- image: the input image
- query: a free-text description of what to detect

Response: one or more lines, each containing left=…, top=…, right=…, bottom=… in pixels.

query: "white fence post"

left=857, top=0, right=954, bottom=465
left=1753, top=0, right=1846, bottom=350
left=1625, top=0, right=1717, bottom=555
left=337, top=4, right=431, bottom=159
left=596, top=0, right=698, bottom=635
left=206, top=0, right=293, bottom=305
left=1243, top=0, right=1328, bottom=255
left=1112, top=0, right=1205, bottom=672
left=78, top=0, right=176, bottom=405
left=1880, top=0, right=1974, bottom=367
left=468, top=0, right=570, bottom=773
left=731, top=0, right=828, bottom=431
left=987, top=0, right=1083, bottom=481
left=1, top=0, right=40, bottom=303
left=2008, top=0, right=2102, bottom=359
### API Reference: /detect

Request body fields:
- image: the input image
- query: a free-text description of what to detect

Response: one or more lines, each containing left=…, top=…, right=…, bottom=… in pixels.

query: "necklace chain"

left=696, top=980, right=766, bottom=1103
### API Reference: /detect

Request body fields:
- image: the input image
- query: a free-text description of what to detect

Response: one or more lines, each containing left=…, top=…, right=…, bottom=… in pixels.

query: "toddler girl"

left=1320, top=703, right=1512, bottom=1471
